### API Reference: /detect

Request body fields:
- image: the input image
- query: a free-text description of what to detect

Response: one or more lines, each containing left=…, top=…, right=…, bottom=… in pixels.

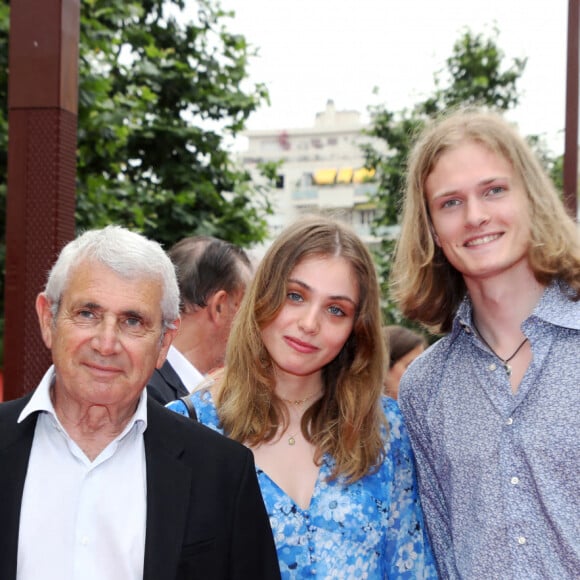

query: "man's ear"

left=207, top=290, right=228, bottom=323
left=156, top=318, right=180, bottom=369
left=35, top=293, right=55, bottom=349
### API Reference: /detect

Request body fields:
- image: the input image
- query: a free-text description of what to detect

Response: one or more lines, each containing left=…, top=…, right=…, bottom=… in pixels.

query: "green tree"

left=0, top=0, right=271, bottom=248
left=364, top=28, right=527, bottom=326
left=0, top=0, right=273, bottom=365
left=76, top=0, right=272, bottom=247
left=549, top=154, right=564, bottom=192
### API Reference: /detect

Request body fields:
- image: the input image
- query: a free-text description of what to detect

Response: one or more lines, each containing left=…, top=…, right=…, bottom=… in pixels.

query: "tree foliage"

left=76, top=0, right=272, bottom=247
left=0, top=0, right=272, bottom=248
left=0, top=0, right=273, bottom=364
left=364, top=28, right=528, bottom=326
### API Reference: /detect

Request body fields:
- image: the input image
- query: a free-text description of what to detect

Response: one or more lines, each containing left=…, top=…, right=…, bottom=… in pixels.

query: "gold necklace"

left=280, top=391, right=321, bottom=406
left=280, top=390, right=322, bottom=445
left=472, top=321, right=528, bottom=377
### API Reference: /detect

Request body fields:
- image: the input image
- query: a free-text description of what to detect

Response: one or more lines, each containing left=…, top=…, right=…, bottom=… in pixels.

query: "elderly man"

left=147, top=236, right=253, bottom=404
left=0, top=226, right=279, bottom=580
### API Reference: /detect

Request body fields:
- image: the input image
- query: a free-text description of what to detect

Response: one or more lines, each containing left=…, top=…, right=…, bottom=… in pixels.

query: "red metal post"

left=563, top=0, right=579, bottom=219
left=4, top=0, right=80, bottom=399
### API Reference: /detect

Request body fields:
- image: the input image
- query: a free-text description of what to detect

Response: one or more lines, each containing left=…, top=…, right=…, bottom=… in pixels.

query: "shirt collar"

left=453, top=279, right=580, bottom=336
left=167, top=345, right=205, bottom=392
left=532, top=280, right=580, bottom=330
left=453, top=296, right=474, bottom=339
left=18, top=365, right=149, bottom=435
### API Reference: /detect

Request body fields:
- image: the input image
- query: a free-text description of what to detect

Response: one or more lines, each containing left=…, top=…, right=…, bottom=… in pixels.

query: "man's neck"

left=173, top=320, right=219, bottom=375
left=51, top=387, right=138, bottom=461
left=466, top=264, right=545, bottom=328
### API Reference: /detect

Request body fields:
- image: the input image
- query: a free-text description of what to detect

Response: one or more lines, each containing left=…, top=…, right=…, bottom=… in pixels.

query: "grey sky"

left=218, top=0, right=569, bottom=153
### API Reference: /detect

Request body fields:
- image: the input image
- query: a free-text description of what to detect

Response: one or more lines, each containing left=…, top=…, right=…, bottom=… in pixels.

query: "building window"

left=359, top=210, right=375, bottom=225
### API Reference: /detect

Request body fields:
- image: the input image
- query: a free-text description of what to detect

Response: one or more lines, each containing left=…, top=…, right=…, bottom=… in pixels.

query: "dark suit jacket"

left=0, top=394, right=280, bottom=580
left=147, top=360, right=190, bottom=405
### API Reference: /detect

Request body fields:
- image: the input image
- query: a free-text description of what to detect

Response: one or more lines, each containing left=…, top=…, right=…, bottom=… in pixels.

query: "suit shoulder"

left=146, top=367, right=165, bottom=387
left=146, top=363, right=187, bottom=404
left=0, top=395, right=36, bottom=446
left=148, top=400, right=252, bottom=462
left=0, top=395, right=31, bottom=420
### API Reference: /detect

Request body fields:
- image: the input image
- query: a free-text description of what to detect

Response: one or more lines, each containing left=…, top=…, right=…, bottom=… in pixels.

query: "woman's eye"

left=328, top=305, right=346, bottom=317
left=287, top=291, right=303, bottom=302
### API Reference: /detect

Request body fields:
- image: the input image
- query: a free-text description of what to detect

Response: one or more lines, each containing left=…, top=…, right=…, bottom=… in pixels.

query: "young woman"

left=167, top=216, right=436, bottom=579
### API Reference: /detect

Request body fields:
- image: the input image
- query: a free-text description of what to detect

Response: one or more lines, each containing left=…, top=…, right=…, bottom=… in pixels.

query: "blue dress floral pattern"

left=167, top=391, right=437, bottom=579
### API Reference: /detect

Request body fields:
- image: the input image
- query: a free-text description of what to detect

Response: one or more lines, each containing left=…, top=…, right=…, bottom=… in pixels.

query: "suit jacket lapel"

left=143, top=400, right=192, bottom=580
left=0, top=395, right=197, bottom=580
left=0, top=396, right=36, bottom=579
left=158, top=361, right=189, bottom=399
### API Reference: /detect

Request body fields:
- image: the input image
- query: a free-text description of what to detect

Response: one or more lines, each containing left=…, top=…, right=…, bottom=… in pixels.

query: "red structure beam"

left=564, top=0, right=579, bottom=219
left=4, top=0, right=80, bottom=400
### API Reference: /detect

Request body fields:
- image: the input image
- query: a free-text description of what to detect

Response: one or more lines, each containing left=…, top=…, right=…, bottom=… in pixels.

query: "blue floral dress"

left=167, top=391, right=437, bottom=579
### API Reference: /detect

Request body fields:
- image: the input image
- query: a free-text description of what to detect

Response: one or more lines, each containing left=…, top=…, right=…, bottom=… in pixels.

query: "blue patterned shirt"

left=167, top=392, right=437, bottom=579
left=399, top=280, right=580, bottom=579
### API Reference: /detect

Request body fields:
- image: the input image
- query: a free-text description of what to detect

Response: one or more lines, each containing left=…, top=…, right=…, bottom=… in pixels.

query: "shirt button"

left=511, top=476, right=520, bottom=485
left=506, top=417, right=513, bottom=425
left=488, top=363, right=497, bottom=371
left=81, top=536, right=89, bottom=546
left=517, top=536, right=526, bottom=545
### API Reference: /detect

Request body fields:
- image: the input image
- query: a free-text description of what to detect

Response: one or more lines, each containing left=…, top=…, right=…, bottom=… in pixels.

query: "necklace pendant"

left=288, top=435, right=296, bottom=446
left=504, top=363, right=512, bottom=377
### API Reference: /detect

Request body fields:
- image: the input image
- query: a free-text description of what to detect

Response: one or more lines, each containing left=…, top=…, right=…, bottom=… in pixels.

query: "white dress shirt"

left=167, top=345, right=205, bottom=392
left=16, top=366, right=147, bottom=580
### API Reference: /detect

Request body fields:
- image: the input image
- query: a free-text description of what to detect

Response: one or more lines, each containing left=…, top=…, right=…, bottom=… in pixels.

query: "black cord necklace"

left=472, top=321, right=528, bottom=377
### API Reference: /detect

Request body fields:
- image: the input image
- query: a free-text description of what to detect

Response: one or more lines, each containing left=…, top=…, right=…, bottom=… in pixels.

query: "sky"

left=212, top=0, right=571, bottom=154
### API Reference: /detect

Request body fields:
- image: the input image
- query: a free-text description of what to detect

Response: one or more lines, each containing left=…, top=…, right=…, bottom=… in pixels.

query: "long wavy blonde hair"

left=215, top=215, right=387, bottom=483
left=391, top=108, right=580, bottom=334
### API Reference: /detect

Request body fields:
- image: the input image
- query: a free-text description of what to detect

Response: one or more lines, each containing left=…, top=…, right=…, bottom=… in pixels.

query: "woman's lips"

left=284, top=336, right=319, bottom=354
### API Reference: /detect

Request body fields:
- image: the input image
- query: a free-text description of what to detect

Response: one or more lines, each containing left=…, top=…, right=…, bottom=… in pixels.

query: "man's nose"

left=91, top=317, right=122, bottom=354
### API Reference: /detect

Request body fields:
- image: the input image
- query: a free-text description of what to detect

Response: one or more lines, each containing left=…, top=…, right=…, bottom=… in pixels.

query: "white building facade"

left=240, top=100, right=385, bottom=249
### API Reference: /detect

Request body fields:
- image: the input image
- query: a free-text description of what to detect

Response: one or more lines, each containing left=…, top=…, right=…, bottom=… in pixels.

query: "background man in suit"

left=0, top=225, right=279, bottom=580
left=147, top=236, right=253, bottom=404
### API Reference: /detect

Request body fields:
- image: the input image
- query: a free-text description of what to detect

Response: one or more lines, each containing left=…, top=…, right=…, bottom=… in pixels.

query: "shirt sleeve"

left=398, top=382, right=459, bottom=579
left=383, top=399, right=439, bottom=579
